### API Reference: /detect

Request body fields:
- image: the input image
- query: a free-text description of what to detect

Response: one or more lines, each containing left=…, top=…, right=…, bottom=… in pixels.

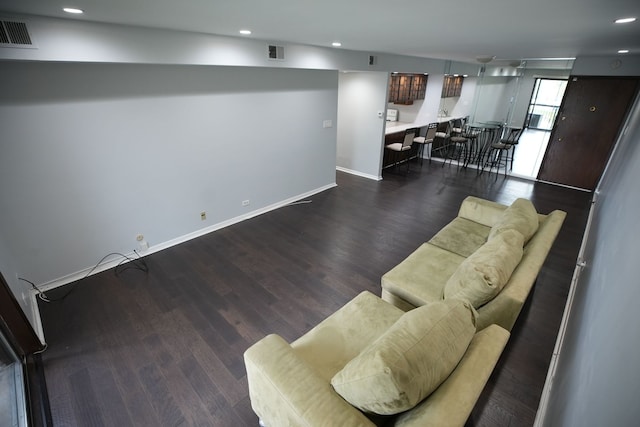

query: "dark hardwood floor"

left=37, top=163, right=592, bottom=426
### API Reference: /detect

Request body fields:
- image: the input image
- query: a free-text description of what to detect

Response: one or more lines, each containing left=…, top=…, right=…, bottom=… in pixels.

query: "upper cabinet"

left=441, top=75, right=464, bottom=98
left=389, top=73, right=428, bottom=105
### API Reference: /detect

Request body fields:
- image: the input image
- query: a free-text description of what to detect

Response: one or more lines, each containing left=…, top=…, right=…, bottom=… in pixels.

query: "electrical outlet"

left=200, top=211, right=207, bottom=220
left=136, top=234, right=149, bottom=251
left=242, top=200, right=250, bottom=207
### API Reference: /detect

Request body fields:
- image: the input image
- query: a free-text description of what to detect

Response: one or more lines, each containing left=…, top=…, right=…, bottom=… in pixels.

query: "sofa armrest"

left=394, top=325, right=510, bottom=427
left=457, top=196, right=509, bottom=227
left=244, top=334, right=375, bottom=427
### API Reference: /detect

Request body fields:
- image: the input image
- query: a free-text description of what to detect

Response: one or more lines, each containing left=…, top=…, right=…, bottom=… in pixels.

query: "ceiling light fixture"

left=63, top=7, right=84, bottom=14
left=476, top=55, right=495, bottom=64
left=618, top=49, right=630, bottom=54
left=615, top=17, right=636, bottom=24
left=239, top=29, right=252, bottom=35
left=332, top=42, right=342, bottom=47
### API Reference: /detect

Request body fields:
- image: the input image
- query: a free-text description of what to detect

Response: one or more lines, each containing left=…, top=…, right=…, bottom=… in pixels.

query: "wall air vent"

left=0, top=20, right=36, bottom=48
left=268, top=44, right=285, bottom=60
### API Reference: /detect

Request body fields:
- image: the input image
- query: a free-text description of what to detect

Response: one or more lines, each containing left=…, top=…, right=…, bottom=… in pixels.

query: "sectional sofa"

left=244, top=196, right=566, bottom=426
left=382, top=196, right=567, bottom=331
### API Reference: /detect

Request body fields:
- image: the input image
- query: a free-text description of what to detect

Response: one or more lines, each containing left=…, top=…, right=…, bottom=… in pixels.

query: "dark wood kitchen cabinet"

left=441, top=75, right=464, bottom=98
left=389, top=73, right=428, bottom=104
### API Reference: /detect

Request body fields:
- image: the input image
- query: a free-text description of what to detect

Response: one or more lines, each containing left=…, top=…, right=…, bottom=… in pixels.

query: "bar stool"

left=413, top=123, right=438, bottom=165
left=486, top=127, right=524, bottom=177
left=430, top=121, right=452, bottom=164
left=385, top=128, right=417, bottom=173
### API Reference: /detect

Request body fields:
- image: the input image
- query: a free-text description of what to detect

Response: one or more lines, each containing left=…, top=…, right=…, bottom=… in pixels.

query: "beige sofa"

left=381, top=196, right=566, bottom=331
left=244, top=291, right=509, bottom=427
left=244, top=196, right=565, bottom=426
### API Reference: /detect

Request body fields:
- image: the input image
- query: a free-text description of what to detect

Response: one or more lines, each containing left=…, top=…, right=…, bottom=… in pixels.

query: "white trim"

left=31, top=182, right=337, bottom=295
left=534, top=195, right=596, bottom=426
left=536, top=179, right=591, bottom=192
left=336, top=166, right=382, bottom=181
left=28, top=289, right=46, bottom=344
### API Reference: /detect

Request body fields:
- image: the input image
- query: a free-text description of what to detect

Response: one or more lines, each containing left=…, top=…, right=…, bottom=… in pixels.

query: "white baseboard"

left=336, top=166, right=382, bottom=181
left=30, top=182, right=337, bottom=326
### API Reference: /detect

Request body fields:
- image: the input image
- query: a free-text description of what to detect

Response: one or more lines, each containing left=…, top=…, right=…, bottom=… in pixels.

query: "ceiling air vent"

left=268, top=44, right=285, bottom=60
left=0, top=20, right=35, bottom=48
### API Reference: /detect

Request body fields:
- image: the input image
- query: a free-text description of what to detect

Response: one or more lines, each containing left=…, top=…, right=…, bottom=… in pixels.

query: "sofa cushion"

left=330, top=299, right=476, bottom=415
left=291, top=291, right=404, bottom=382
left=444, top=229, right=525, bottom=308
left=488, top=198, right=539, bottom=242
left=428, top=217, right=491, bottom=257
left=381, top=243, right=466, bottom=307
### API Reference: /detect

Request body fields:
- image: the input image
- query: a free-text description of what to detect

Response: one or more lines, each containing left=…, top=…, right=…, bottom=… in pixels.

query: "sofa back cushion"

left=488, top=198, right=539, bottom=242
left=444, top=229, right=524, bottom=308
left=330, top=299, right=476, bottom=415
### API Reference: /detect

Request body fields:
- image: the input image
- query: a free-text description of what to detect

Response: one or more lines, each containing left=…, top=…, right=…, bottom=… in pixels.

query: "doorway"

left=538, top=77, right=640, bottom=190
left=511, top=78, right=568, bottom=178
left=525, top=78, right=567, bottom=130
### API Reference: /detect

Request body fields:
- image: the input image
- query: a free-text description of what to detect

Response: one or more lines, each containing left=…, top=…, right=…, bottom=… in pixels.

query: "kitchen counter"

left=384, top=117, right=453, bottom=135
left=383, top=117, right=455, bottom=169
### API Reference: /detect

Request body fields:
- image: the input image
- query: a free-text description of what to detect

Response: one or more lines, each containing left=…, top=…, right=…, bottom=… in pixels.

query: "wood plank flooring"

left=37, top=163, right=592, bottom=426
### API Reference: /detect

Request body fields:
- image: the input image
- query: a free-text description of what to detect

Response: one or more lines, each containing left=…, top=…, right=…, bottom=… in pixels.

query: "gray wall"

left=0, top=13, right=469, bottom=335
left=336, top=71, right=389, bottom=180
left=541, top=92, right=640, bottom=425
left=0, top=61, right=338, bottom=295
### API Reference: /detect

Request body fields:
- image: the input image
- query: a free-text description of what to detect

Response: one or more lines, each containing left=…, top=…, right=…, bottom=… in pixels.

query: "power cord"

left=19, top=250, right=149, bottom=303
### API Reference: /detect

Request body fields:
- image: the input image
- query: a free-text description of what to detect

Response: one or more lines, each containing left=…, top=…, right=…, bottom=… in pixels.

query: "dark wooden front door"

left=537, top=76, right=639, bottom=190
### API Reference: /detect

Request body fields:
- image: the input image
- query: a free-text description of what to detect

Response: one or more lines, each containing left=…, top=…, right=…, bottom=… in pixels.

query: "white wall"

left=540, top=93, right=640, bottom=425
left=0, top=13, right=463, bottom=334
left=0, top=13, right=452, bottom=74
left=472, top=76, right=511, bottom=123
left=572, top=55, right=640, bottom=76
left=0, top=62, right=338, bottom=293
left=337, top=72, right=389, bottom=179
left=444, top=76, right=478, bottom=119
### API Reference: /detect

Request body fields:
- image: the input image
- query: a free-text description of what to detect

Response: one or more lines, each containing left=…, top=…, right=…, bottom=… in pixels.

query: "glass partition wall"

left=467, top=59, right=573, bottom=178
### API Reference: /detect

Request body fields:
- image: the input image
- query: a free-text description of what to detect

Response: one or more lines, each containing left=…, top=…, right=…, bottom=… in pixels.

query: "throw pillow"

left=488, top=198, right=539, bottom=242
left=330, top=299, right=476, bottom=415
left=444, top=229, right=524, bottom=308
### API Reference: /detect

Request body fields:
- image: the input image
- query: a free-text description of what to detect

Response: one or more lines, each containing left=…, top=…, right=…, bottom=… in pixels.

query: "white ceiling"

left=0, top=0, right=639, bottom=64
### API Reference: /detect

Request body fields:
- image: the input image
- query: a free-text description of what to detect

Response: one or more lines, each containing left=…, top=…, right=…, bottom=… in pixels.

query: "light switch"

left=323, top=120, right=333, bottom=128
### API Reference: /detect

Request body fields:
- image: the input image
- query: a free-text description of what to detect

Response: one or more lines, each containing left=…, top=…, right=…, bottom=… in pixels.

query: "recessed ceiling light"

left=618, top=49, right=630, bottom=54
left=63, top=7, right=84, bottom=14
left=332, top=42, right=342, bottom=47
left=239, top=29, right=252, bottom=35
left=615, top=17, right=636, bottom=24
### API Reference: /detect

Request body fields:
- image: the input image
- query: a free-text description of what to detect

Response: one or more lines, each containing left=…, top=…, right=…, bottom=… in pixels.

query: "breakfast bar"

left=383, top=118, right=453, bottom=169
